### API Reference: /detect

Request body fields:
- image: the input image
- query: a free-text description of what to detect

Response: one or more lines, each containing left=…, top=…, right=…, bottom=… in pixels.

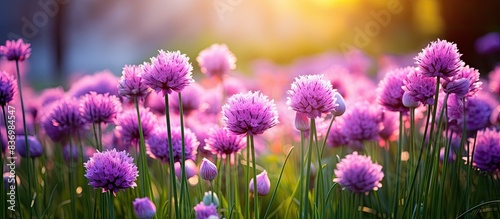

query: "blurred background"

left=0, top=0, right=499, bottom=88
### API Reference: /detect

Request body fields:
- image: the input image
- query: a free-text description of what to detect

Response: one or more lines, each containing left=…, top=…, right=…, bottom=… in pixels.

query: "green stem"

left=164, top=95, right=180, bottom=219
left=69, top=136, right=77, bottom=217
left=304, top=118, right=315, bottom=218
left=299, top=130, right=305, bottom=219
left=134, top=98, right=153, bottom=200
left=177, top=92, right=188, bottom=218
left=393, top=112, right=404, bottom=218
left=250, top=134, right=259, bottom=219
left=245, top=136, right=250, bottom=219
left=16, top=60, right=33, bottom=218
left=263, top=147, right=294, bottom=219
left=108, top=192, right=114, bottom=219
left=226, top=156, right=232, bottom=218
left=92, top=123, right=101, bottom=151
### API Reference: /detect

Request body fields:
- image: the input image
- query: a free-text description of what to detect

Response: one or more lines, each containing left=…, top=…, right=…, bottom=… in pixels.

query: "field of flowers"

left=1, top=37, right=500, bottom=219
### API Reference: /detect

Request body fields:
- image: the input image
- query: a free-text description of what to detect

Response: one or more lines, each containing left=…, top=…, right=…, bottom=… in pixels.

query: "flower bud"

left=249, top=170, right=271, bottom=196
left=200, top=158, right=218, bottom=181
left=133, top=197, right=156, bottom=219
left=443, top=78, right=470, bottom=97
left=402, top=92, right=420, bottom=108
left=333, top=92, right=346, bottom=116
left=202, top=191, right=220, bottom=207
left=174, top=159, right=198, bottom=180
left=15, top=135, right=43, bottom=158
left=294, top=112, right=310, bottom=131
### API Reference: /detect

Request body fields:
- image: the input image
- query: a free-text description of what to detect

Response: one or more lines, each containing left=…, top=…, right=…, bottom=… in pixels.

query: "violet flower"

left=133, top=197, right=156, bottom=219
left=118, top=64, right=151, bottom=101
left=197, top=44, right=236, bottom=79
left=415, top=39, right=464, bottom=79
left=204, top=126, right=246, bottom=158
left=84, top=149, right=138, bottom=195
left=286, top=74, right=337, bottom=119
left=146, top=125, right=199, bottom=163
left=0, top=70, right=16, bottom=106
left=142, top=50, right=194, bottom=96
left=222, top=91, right=279, bottom=136
left=80, top=92, right=122, bottom=124
left=333, top=151, right=384, bottom=193
left=472, top=128, right=500, bottom=173
left=0, top=39, right=31, bottom=61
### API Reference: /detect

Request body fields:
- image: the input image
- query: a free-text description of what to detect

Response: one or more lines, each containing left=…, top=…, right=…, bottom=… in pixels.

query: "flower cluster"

left=84, top=149, right=138, bottom=194
left=333, top=152, right=384, bottom=193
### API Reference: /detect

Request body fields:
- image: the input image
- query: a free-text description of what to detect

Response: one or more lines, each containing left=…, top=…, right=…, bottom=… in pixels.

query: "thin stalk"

left=393, top=112, right=404, bottom=217
left=1, top=105, right=8, bottom=219
left=177, top=92, right=188, bottom=218
left=402, top=106, right=432, bottom=218
left=92, top=123, right=101, bottom=151
left=164, top=95, right=179, bottom=219
left=15, top=60, right=33, bottom=218
left=299, top=130, right=305, bottom=219
left=108, top=192, right=114, bottom=219
left=250, top=134, right=259, bottom=219
left=263, top=147, right=294, bottom=219
left=304, top=118, right=315, bottom=219
left=463, top=97, right=471, bottom=212
left=314, top=120, right=323, bottom=217
left=226, top=156, right=232, bottom=218
left=68, top=136, right=76, bottom=217
left=134, top=98, right=153, bottom=200
left=245, top=136, right=250, bottom=219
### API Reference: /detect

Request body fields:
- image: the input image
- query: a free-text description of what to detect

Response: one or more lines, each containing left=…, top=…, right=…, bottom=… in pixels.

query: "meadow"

left=1, top=38, right=500, bottom=219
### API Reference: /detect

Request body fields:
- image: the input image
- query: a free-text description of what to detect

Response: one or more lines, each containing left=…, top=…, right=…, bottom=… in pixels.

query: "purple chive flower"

left=168, top=82, right=204, bottom=115
left=249, top=170, right=271, bottom=196
left=415, top=39, right=464, bottom=79
left=472, top=129, right=500, bottom=172
left=80, top=92, right=122, bottom=124
left=376, top=67, right=411, bottom=112
left=199, top=158, right=217, bottom=181
left=379, top=111, right=399, bottom=141
left=333, top=151, right=384, bottom=193
left=204, top=126, right=246, bottom=158
left=475, top=32, right=500, bottom=55
left=133, top=197, right=156, bottom=219
left=39, top=87, right=65, bottom=107
left=222, top=91, right=279, bottom=136
left=402, top=92, right=420, bottom=108
left=146, top=125, right=199, bottom=163
left=0, top=39, right=31, bottom=61
left=15, top=135, right=42, bottom=158
left=174, top=159, right=198, bottom=180
left=193, top=202, right=219, bottom=219
left=402, top=67, right=437, bottom=105
left=0, top=70, right=16, bottom=106
left=115, top=108, right=156, bottom=146
left=68, top=70, right=119, bottom=98
left=197, top=44, right=236, bottom=79
left=327, top=118, right=349, bottom=147
left=118, top=65, right=151, bottom=101
left=141, top=50, right=194, bottom=96
left=286, top=74, right=337, bottom=119
left=443, top=66, right=482, bottom=97
left=341, top=102, right=383, bottom=146
left=42, top=98, right=86, bottom=142
left=84, top=149, right=138, bottom=194
left=447, top=94, right=494, bottom=135
left=488, top=67, right=500, bottom=95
